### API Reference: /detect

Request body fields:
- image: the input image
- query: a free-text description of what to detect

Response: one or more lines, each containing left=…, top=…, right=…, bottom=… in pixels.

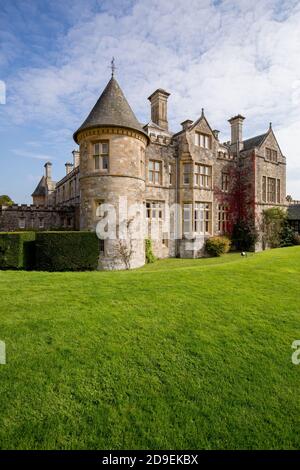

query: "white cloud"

left=2, top=0, right=300, bottom=197
left=0, top=80, right=5, bottom=104
left=12, top=149, right=56, bottom=161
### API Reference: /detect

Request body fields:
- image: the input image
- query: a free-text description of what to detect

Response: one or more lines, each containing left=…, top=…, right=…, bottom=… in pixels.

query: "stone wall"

left=145, top=136, right=177, bottom=259
left=77, top=127, right=148, bottom=270
left=0, top=204, right=76, bottom=232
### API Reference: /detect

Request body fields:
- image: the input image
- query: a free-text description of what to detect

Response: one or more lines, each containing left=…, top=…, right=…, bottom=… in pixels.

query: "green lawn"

left=0, top=247, right=300, bottom=450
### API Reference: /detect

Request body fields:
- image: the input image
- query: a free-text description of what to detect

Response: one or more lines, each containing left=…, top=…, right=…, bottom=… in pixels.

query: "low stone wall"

left=0, top=204, right=77, bottom=232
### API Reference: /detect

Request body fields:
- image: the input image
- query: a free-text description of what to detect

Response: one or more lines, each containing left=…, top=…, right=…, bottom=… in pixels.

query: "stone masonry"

left=0, top=73, right=288, bottom=269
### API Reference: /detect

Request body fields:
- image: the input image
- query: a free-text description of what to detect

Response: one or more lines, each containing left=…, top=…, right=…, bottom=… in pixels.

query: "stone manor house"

left=0, top=72, right=289, bottom=269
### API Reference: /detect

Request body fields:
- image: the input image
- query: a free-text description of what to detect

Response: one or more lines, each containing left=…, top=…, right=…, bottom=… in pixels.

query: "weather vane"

left=111, top=57, right=116, bottom=77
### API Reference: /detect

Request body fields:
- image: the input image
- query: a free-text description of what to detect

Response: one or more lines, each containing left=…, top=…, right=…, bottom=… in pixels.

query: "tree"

left=280, top=220, right=295, bottom=247
left=0, top=195, right=14, bottom=206
left=231, top=219, right=258, bottom=251
left=261, top=207, right=286, bottom=248
left=113, top=217, right=135, bottom=270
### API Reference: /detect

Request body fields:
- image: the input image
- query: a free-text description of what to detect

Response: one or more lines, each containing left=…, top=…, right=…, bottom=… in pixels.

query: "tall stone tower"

left=73, top=74, right=149, bottom=270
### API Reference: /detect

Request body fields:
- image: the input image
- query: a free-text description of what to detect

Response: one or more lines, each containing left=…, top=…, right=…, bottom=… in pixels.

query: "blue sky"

left=1, top=0, right=300, bottom=203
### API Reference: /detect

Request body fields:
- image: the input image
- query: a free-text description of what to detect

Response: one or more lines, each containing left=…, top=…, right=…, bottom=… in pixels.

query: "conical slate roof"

left=31, top=176, right=46, bottom=197
left=73, top=76, right=149, bottom=143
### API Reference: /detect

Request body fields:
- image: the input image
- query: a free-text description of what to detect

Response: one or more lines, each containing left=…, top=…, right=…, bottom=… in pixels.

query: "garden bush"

left=292, top=232, right=300, bottom=245
left=0, top=232, right=36, bottom=269
left=205, top=236, right=231, bottom=257
left=232, top=220, right=258, bottom=251
left=145, top=239, right=156, bottom=264
left=35, top=232, right=100, bottom=271
left=262, top=207, right=286, bottom=248
left=280, top=221, right=296, bottom=247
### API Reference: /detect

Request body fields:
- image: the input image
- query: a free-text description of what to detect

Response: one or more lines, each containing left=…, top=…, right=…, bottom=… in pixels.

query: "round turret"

left=74, top=76, right=149, bottom=270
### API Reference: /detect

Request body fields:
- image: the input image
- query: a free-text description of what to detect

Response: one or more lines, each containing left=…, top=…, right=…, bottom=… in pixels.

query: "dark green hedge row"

left=35, top=232, right=99, bottom=271
left=0, top=231, right=100, bottom=271
left=0, top=232, right=36, bottom=269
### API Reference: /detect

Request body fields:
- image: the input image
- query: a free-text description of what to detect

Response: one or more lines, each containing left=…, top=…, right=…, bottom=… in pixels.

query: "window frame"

left=99, top=239, right=105, bottom=254
left=276, top=179, right=281, bottom=203
left=146, top=201, right=163, bottom=220
left=267, top=177, right=276, bottom=203
left=183, top=163, right=192, bottom=185
left=221, top=172, right=229, bottom=192
left=195, top=132, right=211, bottom=150
left=266, top=147, right=278, bottom=163
left=148, top=160, right=162, bottom=185
left=194, top=164, right=212, bottom=188
left=18, top=218, right=25, bottom=229
left=93, top=140, right=109, bottom=171
left=262, top=176, right=267, bottom=202
left=183, top=202, right=212, bottom=236
left=218, top=204, right=230, bottom=234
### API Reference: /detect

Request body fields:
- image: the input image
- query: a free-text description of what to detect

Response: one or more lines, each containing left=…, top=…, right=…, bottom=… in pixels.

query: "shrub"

left=0, top=195, right=14, bottom=206
left=262, top=207, right=286, bottom=248
left=145, top=239, right=156, bottom=264
left=36, top=232, right=100, bottom=271
left=0, top=232, right=36, bottom=269
left=205, top=236, right=231, bottom=257
left=280, top=221, right=295, bottom=247
left=232, top=220, right=258, bottom=251
left=293, top=233, right=300, bottom=245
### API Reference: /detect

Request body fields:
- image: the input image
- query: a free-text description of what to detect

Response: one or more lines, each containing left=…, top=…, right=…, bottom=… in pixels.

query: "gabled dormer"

left=241, top=123, right=285, bottom=165
left=257, top=124, right=285, bottom=164
left=188, top=109, right=216, bottom=151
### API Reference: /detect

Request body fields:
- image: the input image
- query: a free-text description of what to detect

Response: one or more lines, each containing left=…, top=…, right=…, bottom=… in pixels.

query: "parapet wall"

left=0, top=204, right=77, bottom=232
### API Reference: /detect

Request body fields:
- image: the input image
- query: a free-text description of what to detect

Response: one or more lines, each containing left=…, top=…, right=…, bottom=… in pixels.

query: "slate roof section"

left=287, top=205, right=300, bottom=221
left=31, top=176, right=46, bottom=197
left=242, top=133, right=267, bottom=151
left=73, top=77, right=149, bottom=143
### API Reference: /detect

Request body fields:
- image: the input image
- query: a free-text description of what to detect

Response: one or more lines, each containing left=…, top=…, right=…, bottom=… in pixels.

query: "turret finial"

left=269, top=122, right=272, bottom=130
left=111, top=57, right=116, bottom=77
left=201, top=108, right=204, bottom=117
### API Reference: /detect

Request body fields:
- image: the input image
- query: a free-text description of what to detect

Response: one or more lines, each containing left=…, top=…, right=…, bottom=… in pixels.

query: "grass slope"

left=0, top=248, right=300, bottom=449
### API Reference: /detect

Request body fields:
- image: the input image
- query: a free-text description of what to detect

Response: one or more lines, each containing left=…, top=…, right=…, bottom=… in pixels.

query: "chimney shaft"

left=228, top=115, right=245, bottom=151
left=44, top=162, right=52, bottom=180
left=213, top=129, right=220, bottom=141
left=148, top=89, right=170, bottom=130
left=65, top=162, right=73, bottom=175
left=181, top=120, right=193, bottom=131
left=72, top=150, right=80, bottom=167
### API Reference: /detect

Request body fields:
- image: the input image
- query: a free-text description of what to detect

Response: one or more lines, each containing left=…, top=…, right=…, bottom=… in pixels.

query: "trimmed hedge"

left=205, top=236, right=231, bottom=257
left=0, top=232, right=36, bottom=269
left=35, top=232, right=100, bottom=271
